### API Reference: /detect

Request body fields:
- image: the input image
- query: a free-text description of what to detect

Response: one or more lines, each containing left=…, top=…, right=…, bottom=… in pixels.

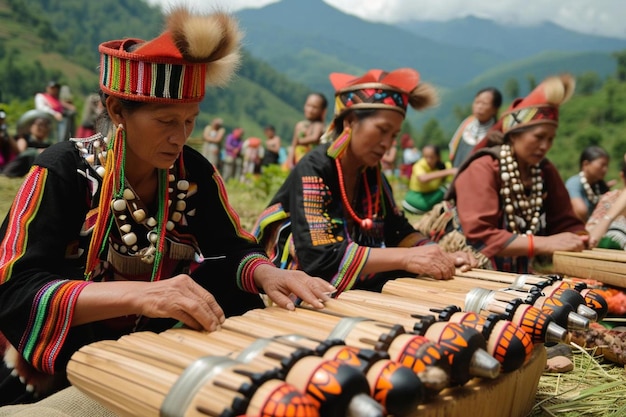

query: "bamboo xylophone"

left=383, top=275, right=596, bottom=332
left=65, top=269, right=581, bottom=417
left=552, top=248, right=626, bottom=289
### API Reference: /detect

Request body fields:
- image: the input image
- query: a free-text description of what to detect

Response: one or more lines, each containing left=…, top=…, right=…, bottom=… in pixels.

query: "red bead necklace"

left=335, top=158, right=380, bottom=230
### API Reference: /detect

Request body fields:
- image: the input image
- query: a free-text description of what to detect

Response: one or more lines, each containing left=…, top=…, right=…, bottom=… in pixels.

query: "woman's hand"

left=536, top=232, right=587, bottom=255
left=134, top=274, right=225, bottom=331
left=404, top=244, right=457, bottom=280
left=254, top=264, right=336, bottom=310
left=448, top=250, right=478, bottom=272
left=74, top=275, right=226, bottom=332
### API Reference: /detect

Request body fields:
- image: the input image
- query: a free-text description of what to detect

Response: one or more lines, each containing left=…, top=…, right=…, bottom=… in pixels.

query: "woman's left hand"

left=254, top=264, right=336, bottom=310
left=448, top=250, right=478, bottom=272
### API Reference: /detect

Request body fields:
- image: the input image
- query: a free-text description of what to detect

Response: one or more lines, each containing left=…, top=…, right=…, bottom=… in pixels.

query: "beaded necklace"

left=499, top=144, right=543, bottom=235
left=79, top=131, right=190, bottom=282
left=335, top=158, right=381, bottom=230
left=579, top=171, right=600, bottom=205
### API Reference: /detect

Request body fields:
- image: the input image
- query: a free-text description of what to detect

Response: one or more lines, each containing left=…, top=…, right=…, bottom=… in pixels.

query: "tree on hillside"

left=418, top=118, right=446, bottom=148
left=613, top=50, right=626, bottom=82
left=453, top=103, right=472, bottom=125
left=604, top=78, right=625, bottom=123
left=577, top=71, right=602, bottom=95
left=504, top=78, right=520, bottom=100
left=527, top=75, right=537, bottom=91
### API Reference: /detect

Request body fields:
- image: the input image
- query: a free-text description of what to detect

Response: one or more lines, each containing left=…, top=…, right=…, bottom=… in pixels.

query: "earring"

left=326, top=127, right=352, bottom=159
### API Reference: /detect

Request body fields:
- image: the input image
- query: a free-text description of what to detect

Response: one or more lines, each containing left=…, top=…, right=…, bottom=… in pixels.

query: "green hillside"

left=413, top=51, right=618, bottom=134
left=0, top=0, right=311, bottom=142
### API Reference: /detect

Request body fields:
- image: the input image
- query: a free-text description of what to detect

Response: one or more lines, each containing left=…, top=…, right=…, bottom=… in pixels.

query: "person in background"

left=58, top=85, right=77, bottom=141
left=2, top=117, right=53, bottom=178
left=399, top=133, right=420, bottom=179
left=586, top=155, right=626, bottom=249
left=566, top=145, right=611, bottom=222
left=222, top=127, right=244, bottom=181
left=381, top=138, right=397, bottom=177
left=0, top=7, right=334, bottom=405
left=202, top=117, right=226, bottom=168
left=261, top=124, right=282, bottom=169
left=34, top=81, right=76, bottom=142
left=254, top=67, right=476, bottom=296
left=449, top=87, right=502, bottom=168
left=439, top=74, right=586, bottom=273
left=75, top=93, right=104, bottom=138
left=241, top=136, right=263, bottom=180
left=287, top=92, right=327, bottom=169
left=403, top=144, right=456, bottom=214
left=0, top=109, right=18, bottom=173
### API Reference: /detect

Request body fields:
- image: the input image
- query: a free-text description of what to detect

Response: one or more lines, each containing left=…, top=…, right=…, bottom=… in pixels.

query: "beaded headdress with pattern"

left=322, top=68, right=438, bottom=155
left=99, top=7, right=242, bottom=103
left=499, top=74, right=575, bottom=135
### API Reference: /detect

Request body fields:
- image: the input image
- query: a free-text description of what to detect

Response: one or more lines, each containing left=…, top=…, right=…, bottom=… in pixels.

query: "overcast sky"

left=145, top=0, right=626, bottom=39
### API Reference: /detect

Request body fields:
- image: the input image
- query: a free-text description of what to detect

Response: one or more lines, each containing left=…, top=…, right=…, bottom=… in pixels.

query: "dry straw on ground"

left=531, top=343, right=626, bottom=416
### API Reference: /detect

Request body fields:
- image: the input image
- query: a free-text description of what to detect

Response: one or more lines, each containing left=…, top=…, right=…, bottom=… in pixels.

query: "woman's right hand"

left=536, top=232, right=587, bottom=254
left=404, top=244, right=457, bottom=280
left=135, top=274, right=225, bottom=331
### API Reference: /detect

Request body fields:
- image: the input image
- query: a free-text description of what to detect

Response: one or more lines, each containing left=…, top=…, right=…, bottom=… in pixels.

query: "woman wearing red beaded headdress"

left=253, top=68, right=476, bottom=295
left=0, top=7, right=334, bottom=405
left=442, top=74, right=588, bottom=273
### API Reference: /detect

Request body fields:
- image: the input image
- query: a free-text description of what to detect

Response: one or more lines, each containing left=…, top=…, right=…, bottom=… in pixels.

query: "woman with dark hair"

left=419, top=74, right=587, bottom=273
left=566, top=145, right=611, bottom=221
left=402, top=144, right=457, bottom=214
left=449, top=87, right=502, bottom=168
left=253, top=68, right=476, bottom=296
left=0, top=7, right=334, bottom=405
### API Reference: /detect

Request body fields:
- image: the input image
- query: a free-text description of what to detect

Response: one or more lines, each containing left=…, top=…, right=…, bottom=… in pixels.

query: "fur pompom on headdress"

left=98, top=6, right=243, bottom=103
left=498, top=73, right=575, bottom=135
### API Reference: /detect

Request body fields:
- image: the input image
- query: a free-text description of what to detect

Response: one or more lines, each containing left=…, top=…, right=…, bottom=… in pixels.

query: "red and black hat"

left=499, top=74, right=575, bottom=134
left=99, top=7, right=242, bottom=103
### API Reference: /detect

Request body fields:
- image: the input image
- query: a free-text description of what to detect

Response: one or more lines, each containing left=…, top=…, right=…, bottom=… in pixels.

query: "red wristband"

left=527, top=234, right=534, bottom=258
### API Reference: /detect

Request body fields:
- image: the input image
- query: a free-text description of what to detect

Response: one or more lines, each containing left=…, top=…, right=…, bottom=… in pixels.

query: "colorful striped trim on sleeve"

left=330, top=242, right=370, bottom=295
left=213, top=171, right=257, bottom=243
left=19, top=279, right=91, bottom=374
left=237, top=253, right=274, bottom=294
left=0, top=167, right=47, bottom=283
left=251, top=203, right=288, bottom=242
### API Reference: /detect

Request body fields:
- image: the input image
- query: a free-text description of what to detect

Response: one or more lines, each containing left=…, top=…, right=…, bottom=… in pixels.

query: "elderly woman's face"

left=119, top=101, right=199, bottom=170
left=347, top=110, right=403, bottom=167
left=472, top=91, right=498, bottom=123
left=509, top=124, right=557, bottom=167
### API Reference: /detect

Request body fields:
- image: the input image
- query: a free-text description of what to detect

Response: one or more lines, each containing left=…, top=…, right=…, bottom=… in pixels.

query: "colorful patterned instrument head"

left=369, top=360, right=425, bottom=416
left=252, top=380, right=320, bottom=417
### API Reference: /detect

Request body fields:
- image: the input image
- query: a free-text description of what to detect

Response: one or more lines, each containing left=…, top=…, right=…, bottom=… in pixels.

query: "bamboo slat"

left=553, top=250, right=626, bottom=288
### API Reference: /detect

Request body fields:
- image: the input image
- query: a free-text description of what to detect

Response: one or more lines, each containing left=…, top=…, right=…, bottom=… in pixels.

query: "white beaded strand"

left=499, top=144, right=543, bottom=235
left=579, top=171, right=600, bottom=205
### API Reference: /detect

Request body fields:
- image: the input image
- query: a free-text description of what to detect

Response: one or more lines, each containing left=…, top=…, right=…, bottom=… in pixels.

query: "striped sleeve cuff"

left=19, top=280, right=92, bottom=374
left=331, top=243, right=370, bottom=295
left=237, top=253, right=274, bottom=294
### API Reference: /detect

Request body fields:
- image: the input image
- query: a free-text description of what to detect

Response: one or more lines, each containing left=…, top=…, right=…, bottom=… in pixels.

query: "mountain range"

left=235, top=0, right=626, bottom=129
left=2, top=0, right=625, bottom=141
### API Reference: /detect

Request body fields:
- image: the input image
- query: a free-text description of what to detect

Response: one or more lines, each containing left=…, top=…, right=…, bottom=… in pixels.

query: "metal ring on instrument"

left=328, top=317, right=372, bottom=340
left=160, top=356, right=238, bottom=417
left=236, top=338, right=275, bottom=363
